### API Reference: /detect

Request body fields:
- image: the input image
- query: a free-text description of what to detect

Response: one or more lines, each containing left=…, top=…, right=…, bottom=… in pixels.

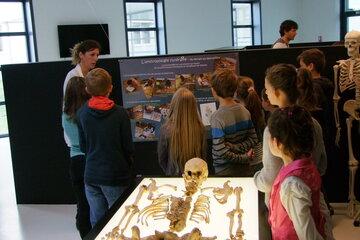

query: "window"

left=124, top=0, right=167, bottom=56
left=341, top=0, right=360, bottom=38
left=231, top=0, right=261, bottom=47
left=0, top=0, right=37, bottom=137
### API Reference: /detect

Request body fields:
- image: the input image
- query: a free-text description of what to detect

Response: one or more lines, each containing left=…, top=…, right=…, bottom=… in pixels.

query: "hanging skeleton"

left=333, top=30, right=360, bottom=218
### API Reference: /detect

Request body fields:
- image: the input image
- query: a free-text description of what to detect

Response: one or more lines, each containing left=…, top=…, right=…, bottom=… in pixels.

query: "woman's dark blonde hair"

left=165, top=87, right=206, bottom=173
left=70, top=40, right=101, bottom=65
left=63, top=77, right=90, bottom=121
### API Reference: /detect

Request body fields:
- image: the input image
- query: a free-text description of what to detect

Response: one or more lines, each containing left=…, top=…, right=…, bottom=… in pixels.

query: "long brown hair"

left=236, top=76, right=266, bottom=138
left=265, top=64, right=317, bottom=111
left=63, top=76, right=90, bottom=121
left=165, top=87, right=206, bottom=172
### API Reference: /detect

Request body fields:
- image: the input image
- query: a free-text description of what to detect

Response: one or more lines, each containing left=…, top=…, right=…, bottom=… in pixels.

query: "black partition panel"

left=237, top=45, right=348, bottom=92
left=237, top=46, right=352, bottom=202
left=2, top=59, right=162, bottom=204
left=1, top=45, right=353, bottom=203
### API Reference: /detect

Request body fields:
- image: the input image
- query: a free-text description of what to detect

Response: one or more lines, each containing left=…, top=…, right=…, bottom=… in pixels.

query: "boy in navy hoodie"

left=77, top=68, right=134, bottom=227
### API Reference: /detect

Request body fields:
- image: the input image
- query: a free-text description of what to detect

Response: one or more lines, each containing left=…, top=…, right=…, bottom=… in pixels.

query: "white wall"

left=164, top=0, right=232, bottom=54
left=261, top=0, right=340, bottom=44
left=32, top=0, right=127, bottom=62
left=299, top=0, right=340, bottom=43
left=32, top=0, right=341, bottom=62
left=261, top=0, right=300, bottom=44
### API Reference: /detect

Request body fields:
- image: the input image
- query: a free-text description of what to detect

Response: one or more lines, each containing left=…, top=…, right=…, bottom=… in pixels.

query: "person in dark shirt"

left=77, top=68, right=134, bottom=227
left=297, top=48, right=335, bottom=215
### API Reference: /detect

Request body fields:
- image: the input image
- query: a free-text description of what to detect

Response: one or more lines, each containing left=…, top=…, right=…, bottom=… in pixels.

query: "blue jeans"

left=85, top=183, right=127, bottom=227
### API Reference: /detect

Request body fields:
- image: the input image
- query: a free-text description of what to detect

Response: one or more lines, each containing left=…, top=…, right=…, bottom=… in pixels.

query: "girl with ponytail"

left=236, top=76, right=266, bottom=174
left=254, top=63, right=334, bottom=239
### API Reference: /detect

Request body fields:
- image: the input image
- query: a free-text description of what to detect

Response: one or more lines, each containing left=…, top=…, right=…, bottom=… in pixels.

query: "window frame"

left=0, top=0, right=37, bottom=138
left=123, top=0, right=167, bottom=57
left=340, top=0, right=360, bottom=39
left=231, top=1, right=254, bottom=47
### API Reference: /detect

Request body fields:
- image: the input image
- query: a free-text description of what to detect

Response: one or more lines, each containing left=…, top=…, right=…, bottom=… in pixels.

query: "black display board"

left=235, top=46, right=351, bottom=203
left=1, top=58, right=161, bottom=204
left=2, top=46, right=352, bottom=203
left=57, top=24, right=110, bottom=58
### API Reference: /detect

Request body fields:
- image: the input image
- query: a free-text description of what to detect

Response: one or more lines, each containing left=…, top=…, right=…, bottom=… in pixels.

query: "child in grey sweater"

left=210, top=69, right=258, bottom=176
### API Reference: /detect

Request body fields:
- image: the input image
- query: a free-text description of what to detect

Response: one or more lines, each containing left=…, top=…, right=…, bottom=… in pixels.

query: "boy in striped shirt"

left=210, top=69, right=258, bottom=176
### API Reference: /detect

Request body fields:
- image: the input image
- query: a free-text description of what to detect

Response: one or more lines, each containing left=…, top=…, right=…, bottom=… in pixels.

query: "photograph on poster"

left=154, top=78, right=176, bottom=95
left=196, top=72, right=212, bottom=88
left=134, top=121, right=157, bottom=140
left=123, top=77, right=142, bottom=93
left=126, top=105, right=143, bottom=120
left=200, top=102, right=217, bottom=126
left=175, top=74, right=196, bottom=91
left=119, top=52, right=239, bottom=142
left=159, top=104, right=171, bottom=120
left=214, top=57, right=236, bottom=72
left=141, top=78, right=156, bottom=100
left=143, top=105, right=162, bottom=122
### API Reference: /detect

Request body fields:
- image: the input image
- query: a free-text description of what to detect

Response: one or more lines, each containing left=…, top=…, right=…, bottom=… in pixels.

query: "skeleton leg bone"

left=235, top=210, right=244, bottom=240
left=346, top=117, right=360, bottom=217
left=226, top=210, right=235, bottom=239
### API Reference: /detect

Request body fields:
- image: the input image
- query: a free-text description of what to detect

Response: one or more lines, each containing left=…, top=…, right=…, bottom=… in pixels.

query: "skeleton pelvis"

left=344, top=99, right=360, bottom=120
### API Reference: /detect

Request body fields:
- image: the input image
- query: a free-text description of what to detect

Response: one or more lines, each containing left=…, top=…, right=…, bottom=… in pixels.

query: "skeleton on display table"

left=333, top=30, right=360, bottom=224
left=102, top=158, right=251, bottom=239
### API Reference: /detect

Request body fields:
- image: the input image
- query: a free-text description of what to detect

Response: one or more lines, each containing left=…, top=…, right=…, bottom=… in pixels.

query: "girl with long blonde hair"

left=158, top=87, right=207, bottom=176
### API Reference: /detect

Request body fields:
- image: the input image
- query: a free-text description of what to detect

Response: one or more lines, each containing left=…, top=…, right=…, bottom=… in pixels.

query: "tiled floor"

left=1, top=137, right=360, bottom=239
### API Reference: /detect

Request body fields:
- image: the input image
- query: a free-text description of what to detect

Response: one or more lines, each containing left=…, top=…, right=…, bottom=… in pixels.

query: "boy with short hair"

left=297, top=48, right=334, bottom=140
left=297, top=48, right=333, bottom=102
left=77, top=68, right=134, bottom=227
left=210, top=69, right=258, bottom=176
left=273, top=19, right=298, bottom=48
left=297, top=48, right=335, bottom=215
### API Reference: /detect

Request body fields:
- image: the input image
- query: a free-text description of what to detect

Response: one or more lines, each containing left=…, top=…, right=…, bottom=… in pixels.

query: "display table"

left=86, top=177, right=259, bottom=239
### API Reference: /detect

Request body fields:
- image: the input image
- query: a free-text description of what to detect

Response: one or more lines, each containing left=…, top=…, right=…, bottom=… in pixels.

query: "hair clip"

left=247, top=87, right=255, bottom=93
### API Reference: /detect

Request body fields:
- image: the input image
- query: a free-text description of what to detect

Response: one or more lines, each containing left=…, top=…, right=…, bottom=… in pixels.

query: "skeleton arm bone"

left=147, top=179, right=177, bottom=200
left=333, top=64, right=341, bottom=146
left=121, top=206, right=139, bottom=234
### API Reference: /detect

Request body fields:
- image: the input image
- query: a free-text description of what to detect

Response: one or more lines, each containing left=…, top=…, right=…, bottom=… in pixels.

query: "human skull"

left=182, top=158, right=208, bottom=196
left=344, top=30, right=360, bottom=58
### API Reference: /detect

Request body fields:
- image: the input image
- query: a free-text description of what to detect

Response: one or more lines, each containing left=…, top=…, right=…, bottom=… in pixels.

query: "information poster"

left=119, top=52, right=239, bottom=142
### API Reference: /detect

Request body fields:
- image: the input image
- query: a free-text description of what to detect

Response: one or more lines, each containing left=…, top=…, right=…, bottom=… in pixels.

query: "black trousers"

left=69, top=155, right=92, bottom=239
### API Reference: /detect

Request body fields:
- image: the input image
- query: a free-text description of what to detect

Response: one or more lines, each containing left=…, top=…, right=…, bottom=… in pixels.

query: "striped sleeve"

left=211, top=118, right=258, bottom=164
